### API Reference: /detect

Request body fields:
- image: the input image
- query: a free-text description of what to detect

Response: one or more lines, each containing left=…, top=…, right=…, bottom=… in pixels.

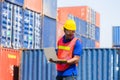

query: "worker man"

left=50, top=19, right=82, bottom=80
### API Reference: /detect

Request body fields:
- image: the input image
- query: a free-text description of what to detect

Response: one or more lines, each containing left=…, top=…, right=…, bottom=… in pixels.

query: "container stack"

left=0, top=0, right=57, bottom=49
left=0, top=0, right=57, bottom=80
left=42, top=0, right=57, bottom=48
left=112, top=26, right=120, bottom=47
left=2, top=1, right=120, bottom=80
left=20, top=48, right=120, bottom=80
left=0, top=0, right=41, bottom=49
left=57, top=6, right=100, bottom=48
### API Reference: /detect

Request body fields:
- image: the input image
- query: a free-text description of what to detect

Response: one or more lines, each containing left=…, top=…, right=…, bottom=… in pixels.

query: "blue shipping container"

left=43, top=0, right=57, bottom=19
left=20, top=48, right=120, bottom=80
left=21, top=49, right=56, bottom=80
left=80, top=36, right=95, bottom=48
left=95, top=26, right=100, bottom=41
left=70, top=15, right=96, bottom=40
left=74, top=16, right=87, bottom=37
left=86, top=23, right=95, bottom=39
left=0, top=1, right=13, bottom=48
left=86, top=38, right=95, bottom=48
left=12, top=5, right=23, bottom=49
left=113, top=26, right=120, bottom=47
left=68, top=15, right=87, bottom=37
left=23, top=9, right=34, bottom=49
left=5, top=0, right=24, bottom=6
left=42, top=15, right=56, bottom=48
left=34, top=13, right=42, bottom=49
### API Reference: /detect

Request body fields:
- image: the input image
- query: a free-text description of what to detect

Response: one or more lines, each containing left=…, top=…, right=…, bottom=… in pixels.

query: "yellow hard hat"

left=63, top=19, right=76, bottom=31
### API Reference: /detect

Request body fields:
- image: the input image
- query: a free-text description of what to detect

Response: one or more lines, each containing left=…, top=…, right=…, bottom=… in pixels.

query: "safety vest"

left=57, top=37, right=78, bottom=71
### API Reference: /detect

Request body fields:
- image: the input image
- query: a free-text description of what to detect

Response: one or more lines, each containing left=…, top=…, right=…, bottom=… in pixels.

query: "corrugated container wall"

left=43, top=0, right=57, bottom=19
left=20, top=49, right=56, bottom=80
left=0, top=1, right=13, bottom=48
left=42, top=15, right=56, bottom=48
left=23, top=9, right=42, bottom=49
left=34, top=13, right=42, bottom=49
left=112, top=26, right=120, bottom=47
left=23, top=9, right=35, bottom=49
left=119, top=53, right=120, bottom=80
left=0, top=47, right=20, bottom=80
left=12, top=5, right=23, bottom=49
left=24, top=0, right=42, bottom=13
left=20, top=48, right=120, bottom=80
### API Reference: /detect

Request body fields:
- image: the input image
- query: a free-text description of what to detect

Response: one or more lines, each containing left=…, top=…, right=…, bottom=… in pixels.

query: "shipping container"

left=24, top=0, right=42, bottom=13
left=86, top=23, right=95, bottom=39
left=91, top=9, right=96, bottom=25
left=23, top=9, right=34, bottom=49
left=20, top=49, right=56, bottom=80
left=80, top=36, right=95, bottom=48
left=56, top=22, right=64, bottom=43
left=112, top=26, right=120, bottom=47
left=12, top=5, right=23, bottom=49
left=95, top=26, right=100, bottom=41
left=42, top=15, right=56, bottom=48
left=80, top=36, right=86, bottom=48
left=86, top=38, right=95, bottom=48
left=0, top=1, right=13, bottom=48
left=68, top=14, right=96, bottom=40
left=96, top=12, right=100, bottom=27
left=73, top=16, right=87, bottom=37
left=34, top=13, right=42, bottom=49
left=57, top=8, right=69, bottom=24
left=79, top=48, right=119, bottom=80
left=20, top=48, right=120, bottom=80
left=43, top=0, right=57, bottom=19
left=79, top=6, right=92, bottom=24
left=5, top=0, right=24, bottom=6
left=118, top=53, right=120, bottom=80
left=58, top=6, right=100, bottom=26
left=58, top=6, right=84, bottom=23
left=57, top=14, right=98, bottom=48
left=0, top=47, right=20, bottom=80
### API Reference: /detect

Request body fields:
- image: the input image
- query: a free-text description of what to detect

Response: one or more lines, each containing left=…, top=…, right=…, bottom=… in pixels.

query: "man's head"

left=63, top=19, right=76, bottom=39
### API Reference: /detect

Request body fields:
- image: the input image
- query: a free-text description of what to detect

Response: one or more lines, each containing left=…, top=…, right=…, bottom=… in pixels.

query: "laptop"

left=43, top=47, right=58, bottom=61
left=43, top=47, right=67, bottom=63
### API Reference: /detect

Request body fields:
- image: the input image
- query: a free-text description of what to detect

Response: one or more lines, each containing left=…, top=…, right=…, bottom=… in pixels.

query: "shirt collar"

left=63, top=35, right=74, bottom=43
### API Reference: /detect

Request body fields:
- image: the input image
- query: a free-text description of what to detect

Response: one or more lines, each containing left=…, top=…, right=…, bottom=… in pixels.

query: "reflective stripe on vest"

left=57, top=37, right=78, bottom=71
left=58, top=46, right=70, bottom=50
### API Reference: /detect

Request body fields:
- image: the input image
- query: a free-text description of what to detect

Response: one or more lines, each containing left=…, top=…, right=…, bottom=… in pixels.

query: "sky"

left=57, top=0, right=120, bottom=48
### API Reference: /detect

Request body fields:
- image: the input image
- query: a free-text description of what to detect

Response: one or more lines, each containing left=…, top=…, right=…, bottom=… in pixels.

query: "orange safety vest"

left=57, top=37, right=78, bottom=71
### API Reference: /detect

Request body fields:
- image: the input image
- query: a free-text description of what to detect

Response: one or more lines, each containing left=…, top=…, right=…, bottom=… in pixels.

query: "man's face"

left=64, top=28, right=75, bottom=39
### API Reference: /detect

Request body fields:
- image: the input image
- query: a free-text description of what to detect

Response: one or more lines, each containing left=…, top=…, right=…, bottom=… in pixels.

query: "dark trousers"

left=56, top=76, right=77, bottom=80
